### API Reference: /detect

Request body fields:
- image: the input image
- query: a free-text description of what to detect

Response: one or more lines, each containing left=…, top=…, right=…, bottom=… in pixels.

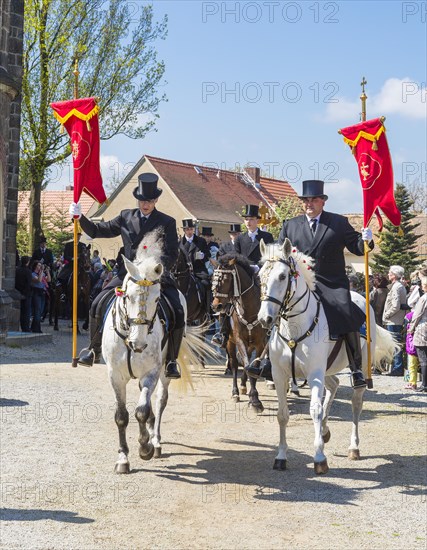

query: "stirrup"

left=77, top=348, right=95, bottom=367
left=165, top=360, right=181, bottom=379
left=211, top=332, right=226, bottom=347
left=350, top=370, right=367, bottom=388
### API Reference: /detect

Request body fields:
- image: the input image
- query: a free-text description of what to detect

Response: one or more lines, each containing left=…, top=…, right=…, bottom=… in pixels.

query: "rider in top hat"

left=212, top=223, right=243, bottom=349
left=31, top=235, right=54, bottom=269
left=217, top=223, right=242, bottom=258
left=201, top=227, right=219, bottom=252
left=234, top=205, right=274, bottom=269
left=180, top=219, right=211, bottom=276
left=246, top=180, right=374, bottom=388
left=69, top=173, right=184, bottom=379
left=56, top=228, right=89, bottom=293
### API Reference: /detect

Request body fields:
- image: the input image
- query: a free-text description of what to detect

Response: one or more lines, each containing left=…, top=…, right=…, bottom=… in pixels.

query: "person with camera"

left=30, top=259, right=51, bottom=333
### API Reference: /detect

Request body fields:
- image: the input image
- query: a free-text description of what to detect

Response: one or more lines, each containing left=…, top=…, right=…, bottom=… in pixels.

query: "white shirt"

left=247, top=230, right=258, bottom=242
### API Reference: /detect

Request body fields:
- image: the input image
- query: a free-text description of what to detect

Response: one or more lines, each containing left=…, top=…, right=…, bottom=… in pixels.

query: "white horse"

left=258, top=239, right=397, bottom=474
left=102, top=231, right=212, bottom=474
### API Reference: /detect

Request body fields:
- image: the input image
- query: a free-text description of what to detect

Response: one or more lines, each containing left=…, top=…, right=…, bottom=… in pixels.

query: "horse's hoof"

left=348, top=449, right=360, bottom=460
left=114, top=461, right=130, bottom=474
left=323, top=430, right=331, bottom=444
left=290, top=389, right=300, bottom=397
left=251, top=403, right=264, bottom=414
left=140, top=445, right=154, bottom=461
left=273, top=459, right=287, bottom=470
left=240, top=387, right=247, bottom=395
left=232, top=394, right=240, bottom=403
left=153, top=447, right=162, bottom=459
left=314, top=459, right=329, bottom=475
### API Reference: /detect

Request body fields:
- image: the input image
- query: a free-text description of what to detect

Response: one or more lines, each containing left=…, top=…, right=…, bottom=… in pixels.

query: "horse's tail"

left=374, top=325, right=399, bottom=366
left=176, top=324, right=217, bottom=392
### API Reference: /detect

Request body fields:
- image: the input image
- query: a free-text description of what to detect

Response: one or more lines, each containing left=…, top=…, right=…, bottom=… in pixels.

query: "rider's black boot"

left=246, top=356, right=273, bottom=381
left=344, top=331, right=366, bottom=388
left=77, top=317, right=102, bottom=367
left=165, top=327, right=184, bottom=379
left=212, top=312, right=231, bottom=349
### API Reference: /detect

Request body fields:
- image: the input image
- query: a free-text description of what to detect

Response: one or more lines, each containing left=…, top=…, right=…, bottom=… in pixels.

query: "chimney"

left=244, top=167, right=261, bottom=188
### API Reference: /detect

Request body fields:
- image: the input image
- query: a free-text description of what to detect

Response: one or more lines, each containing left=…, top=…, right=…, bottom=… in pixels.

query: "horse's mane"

left=135, top=229, right=164, bottom=265
left=261, top=243, right=316, bottom=291
left=218, top=253, right=253, bottom=279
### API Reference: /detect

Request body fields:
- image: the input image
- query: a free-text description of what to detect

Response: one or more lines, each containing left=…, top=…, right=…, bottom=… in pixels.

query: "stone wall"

left=0, top=0, right=24, bottom=339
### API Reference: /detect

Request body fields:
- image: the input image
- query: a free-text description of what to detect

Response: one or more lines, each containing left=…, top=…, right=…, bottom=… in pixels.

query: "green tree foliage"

left=370, top=183, right=421, bottom=275
left=21, top=0, right=167, bottom=250
left=269, top=196, right=303, bottom=240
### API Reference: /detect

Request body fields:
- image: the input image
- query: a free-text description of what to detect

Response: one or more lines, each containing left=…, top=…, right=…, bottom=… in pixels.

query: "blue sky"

left=50, top=0, right=427, bottom=215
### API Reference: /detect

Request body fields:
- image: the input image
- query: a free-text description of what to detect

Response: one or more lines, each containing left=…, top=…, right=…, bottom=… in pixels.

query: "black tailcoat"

left=234, top=230, right=274, bottom=265
left=278, top=211, right=371, bottom=335
left=180, top=235, right=210, bottom=274
left=79, top=208, right=178, bottom=276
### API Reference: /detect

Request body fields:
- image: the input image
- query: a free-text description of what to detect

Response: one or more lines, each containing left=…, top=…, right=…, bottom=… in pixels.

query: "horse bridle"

left=260, top=256, right=321, bottom=385
left=212, top=264, right=260, bottom=338
left=113, top=275, right=161, bottom=354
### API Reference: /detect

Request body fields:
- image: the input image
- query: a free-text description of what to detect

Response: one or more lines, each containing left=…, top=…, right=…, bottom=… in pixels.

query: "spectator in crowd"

left=91, top=249, right=100, bottom=267
left=403, top=310, right=419, bottom=390
left=370, top=274, right=389, bottom=327
left=408, top=272, right=427, bottom=392
left=15, top=255, right=32, bottom=332
left=382, top=265, right=407, bottom=376
left=30, top=260, right=50, bottom=333
left=407, top=270, right=423, bottom=310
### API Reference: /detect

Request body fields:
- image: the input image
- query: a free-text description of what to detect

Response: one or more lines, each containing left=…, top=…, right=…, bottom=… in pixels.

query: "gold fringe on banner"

left=372, top=139, right=378, bottom=151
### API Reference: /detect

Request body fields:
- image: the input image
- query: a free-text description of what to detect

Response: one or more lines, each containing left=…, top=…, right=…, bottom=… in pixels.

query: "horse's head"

left=258, top=238, right=316, bottom=329
left=117, top=233, right=164, bottom=353
left=211, top=253, right=254, bottom=312
left=173, top=247, right=192, bottom=277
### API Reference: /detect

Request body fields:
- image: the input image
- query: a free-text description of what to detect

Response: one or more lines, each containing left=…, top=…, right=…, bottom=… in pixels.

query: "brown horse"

left=53, top=250, right=92, bottom=333
left=212, top=253, right=267, bottom=413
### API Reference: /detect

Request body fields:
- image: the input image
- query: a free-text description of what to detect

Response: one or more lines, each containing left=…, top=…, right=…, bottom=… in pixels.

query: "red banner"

left=339, top=117, right=401, bottom=230
left=50, top=97, right=107, bottom=204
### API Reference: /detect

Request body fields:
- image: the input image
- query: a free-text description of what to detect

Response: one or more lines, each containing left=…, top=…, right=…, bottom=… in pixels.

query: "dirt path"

left=1, top=324, right=426, bottom=549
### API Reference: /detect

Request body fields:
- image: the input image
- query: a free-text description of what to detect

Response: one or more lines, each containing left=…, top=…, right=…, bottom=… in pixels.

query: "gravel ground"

left=1, top=322, right=426, bottom=550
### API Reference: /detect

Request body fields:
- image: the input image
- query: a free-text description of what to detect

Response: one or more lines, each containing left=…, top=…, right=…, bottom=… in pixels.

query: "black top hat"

left=228, top=223, right=242, bottom=233
left=242, top=204, right=260, bottom=218
left=39, top=235, right=47, bottom=243
left=133, top=173, right=163, bottom=201
left=182, top=219, right=195, bottom=229
left=201, top=227, right=214, bottom=236
left=298, top=180, right=328, bottom=200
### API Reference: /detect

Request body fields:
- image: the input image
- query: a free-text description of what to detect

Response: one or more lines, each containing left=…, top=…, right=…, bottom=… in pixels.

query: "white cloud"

left=325, top=177, right=363, bottom=215
left=100, top=155, right=133, bottom=185
left=325, top=78, right=427, bottom=122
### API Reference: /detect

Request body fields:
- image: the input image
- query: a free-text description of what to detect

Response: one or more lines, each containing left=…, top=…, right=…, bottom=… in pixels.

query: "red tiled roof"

left=259, top=176, right=297, bottom=205
left=146, top=155, right=297, bottom=222
left=18, top=190, right=95, bottom=233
